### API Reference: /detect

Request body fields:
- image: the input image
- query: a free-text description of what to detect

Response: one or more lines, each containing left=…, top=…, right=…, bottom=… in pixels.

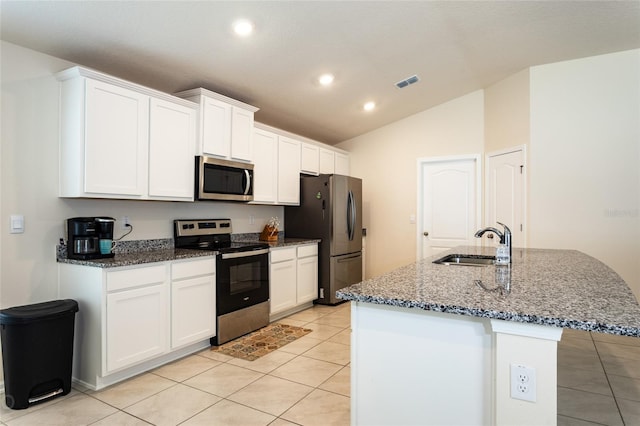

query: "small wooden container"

left=259, top=225, right=278, bottom=242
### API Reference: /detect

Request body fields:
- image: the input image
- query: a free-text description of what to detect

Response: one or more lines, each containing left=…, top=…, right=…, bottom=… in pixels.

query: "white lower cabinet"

left=296, top=245, right=319, bottom=304
left=106, top=281, right=168, bottom=372
left=270, top=243, right=318, bottom=319
left=269, top=247, right=297, bottom=315
left=170, top=258, right=216, bottom=349
left=59, top=256, right=216, bottom=390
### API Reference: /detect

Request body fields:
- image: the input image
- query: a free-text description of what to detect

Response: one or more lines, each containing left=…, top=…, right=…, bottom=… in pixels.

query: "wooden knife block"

left=259, top=225, right=278, bottom=242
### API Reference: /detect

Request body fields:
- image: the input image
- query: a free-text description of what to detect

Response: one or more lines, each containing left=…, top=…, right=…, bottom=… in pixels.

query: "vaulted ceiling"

left=2, top=1, right=639, bottom=145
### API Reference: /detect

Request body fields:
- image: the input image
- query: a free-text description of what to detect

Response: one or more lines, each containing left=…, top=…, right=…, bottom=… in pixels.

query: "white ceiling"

left=2, top=1, right=639, bottom=145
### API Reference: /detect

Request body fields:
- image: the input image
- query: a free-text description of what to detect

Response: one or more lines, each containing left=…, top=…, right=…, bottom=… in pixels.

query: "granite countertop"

left=57, top=247, right=217, bottom=268
left=263, top=237, right=321, bottom=248
left=336, top=246, right=640, bottom=337
left=57, top=236, right=320, bottom=268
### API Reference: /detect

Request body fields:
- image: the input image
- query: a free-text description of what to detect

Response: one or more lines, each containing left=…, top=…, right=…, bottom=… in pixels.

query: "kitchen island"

left=336, top=247, right=640, bottom=426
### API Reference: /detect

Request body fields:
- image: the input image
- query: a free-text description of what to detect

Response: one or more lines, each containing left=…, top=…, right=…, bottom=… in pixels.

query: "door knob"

left=423, top=231, right=429, bottom=237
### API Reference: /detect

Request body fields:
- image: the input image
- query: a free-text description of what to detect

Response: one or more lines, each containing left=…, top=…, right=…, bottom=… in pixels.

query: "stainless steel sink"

left=433, top=254, right=496, bottom=266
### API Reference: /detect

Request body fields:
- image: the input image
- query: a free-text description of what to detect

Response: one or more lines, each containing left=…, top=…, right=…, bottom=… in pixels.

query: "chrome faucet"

left=474, top=222, right=512, bottom=263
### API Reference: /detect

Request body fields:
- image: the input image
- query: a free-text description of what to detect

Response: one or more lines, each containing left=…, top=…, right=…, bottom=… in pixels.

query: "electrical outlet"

left=511, top=363, right=536, bottom=402
left=249, top=215, right=255, bottom=225
left=121, top=216, right=131, bottom=229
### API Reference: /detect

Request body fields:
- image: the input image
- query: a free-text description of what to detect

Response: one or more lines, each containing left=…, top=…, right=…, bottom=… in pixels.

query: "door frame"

left=484, top=145, right=527, bottom=248
left=416, top=154, right=482, bottom=261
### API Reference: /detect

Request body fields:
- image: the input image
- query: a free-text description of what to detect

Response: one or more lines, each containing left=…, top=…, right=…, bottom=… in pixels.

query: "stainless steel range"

left=174, top=219, right=270, bottom=345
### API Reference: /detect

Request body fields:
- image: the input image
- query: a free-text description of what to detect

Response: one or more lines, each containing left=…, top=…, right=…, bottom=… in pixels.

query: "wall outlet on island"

left=249, top=215, right=255, bottom=225
left=511, top=363, right=536, bottom=402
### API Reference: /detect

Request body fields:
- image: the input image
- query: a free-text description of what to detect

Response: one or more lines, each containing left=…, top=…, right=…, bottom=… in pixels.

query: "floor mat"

left=210, top=323, right=312, bottom=361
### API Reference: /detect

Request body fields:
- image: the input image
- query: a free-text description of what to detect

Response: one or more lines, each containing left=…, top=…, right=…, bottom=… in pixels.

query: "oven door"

left=216, top=249, right=269, bottom=315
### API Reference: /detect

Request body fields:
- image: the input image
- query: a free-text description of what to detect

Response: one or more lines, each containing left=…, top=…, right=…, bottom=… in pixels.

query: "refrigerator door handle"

left=347, top=190, right=355, bottom=241
left=337, top=253, right=362, bottom=262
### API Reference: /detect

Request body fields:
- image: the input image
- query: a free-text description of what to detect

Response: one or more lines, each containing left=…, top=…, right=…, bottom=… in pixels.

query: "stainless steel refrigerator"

left=285, top=174, right=362, bottom=304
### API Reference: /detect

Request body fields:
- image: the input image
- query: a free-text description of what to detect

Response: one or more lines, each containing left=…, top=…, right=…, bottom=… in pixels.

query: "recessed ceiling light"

left=233, top=19, right=254, bottom=37
left=363, top=101, right=376, bottom=112
left=318, top=73, right=335, bottom=86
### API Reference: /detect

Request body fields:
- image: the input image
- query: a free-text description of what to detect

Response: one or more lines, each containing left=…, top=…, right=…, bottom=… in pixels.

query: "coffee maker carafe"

left=66, top=217, right=116, bottom=260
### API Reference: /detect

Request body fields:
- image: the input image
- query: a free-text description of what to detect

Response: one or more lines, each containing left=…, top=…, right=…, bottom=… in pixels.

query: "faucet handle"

left=496, top=221, right=511, bottom=235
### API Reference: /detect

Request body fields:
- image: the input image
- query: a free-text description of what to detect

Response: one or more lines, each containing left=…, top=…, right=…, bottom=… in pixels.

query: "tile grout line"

left=590, top=332, right=627, bottom=425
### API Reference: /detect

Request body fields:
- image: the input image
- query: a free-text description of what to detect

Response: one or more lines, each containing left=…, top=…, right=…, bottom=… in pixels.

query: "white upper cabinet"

left=334, top=151, right=350, bottom=176
left=175, top=88, right=258, bottom=163
left=252, top=127, right=279, bottom=203
left=319, top=148, right=350, bottom=175
left=277, top=136, right=301, bottom=205
left=231, top=107, right=254, bottom=161
left=201, top=96, right=232, bottom=157
left=319, top=148, right=335, bottom=174
left=148, top=98, right=196, bottom=199
left=57, top=66, right=196, bottom=201
left=251, top=127, right=301, bottom=205
left=300, top=143, right=320, bottom=175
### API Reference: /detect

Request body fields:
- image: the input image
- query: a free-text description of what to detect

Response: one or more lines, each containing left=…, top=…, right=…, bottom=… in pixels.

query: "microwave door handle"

left=243, top=170, right=251, bottom=195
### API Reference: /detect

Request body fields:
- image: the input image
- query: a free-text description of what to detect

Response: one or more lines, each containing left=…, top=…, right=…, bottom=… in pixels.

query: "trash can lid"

left=0, top=299, right=78, bottom=325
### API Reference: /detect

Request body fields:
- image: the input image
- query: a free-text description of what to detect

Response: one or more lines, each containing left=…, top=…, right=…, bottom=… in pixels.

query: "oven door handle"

left=221, top=248, right=270, bottom=260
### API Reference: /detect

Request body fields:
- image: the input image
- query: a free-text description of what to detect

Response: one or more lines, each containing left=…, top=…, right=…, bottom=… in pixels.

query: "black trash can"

left=0, top=299, right=79, bottom=409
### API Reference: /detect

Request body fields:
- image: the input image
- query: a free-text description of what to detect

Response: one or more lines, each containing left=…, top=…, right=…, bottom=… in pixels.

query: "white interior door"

left=486, top=147, right=526, bottom=248
left=418, top=156, right=481, bottom=260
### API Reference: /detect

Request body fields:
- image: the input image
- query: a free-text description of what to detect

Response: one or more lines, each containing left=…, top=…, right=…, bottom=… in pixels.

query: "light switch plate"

left=10, top=214, right=24, bottom=234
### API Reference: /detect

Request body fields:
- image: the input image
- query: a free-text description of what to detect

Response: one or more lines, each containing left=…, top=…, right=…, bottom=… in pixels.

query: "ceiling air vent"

left=395, top=75, right=420, bottom=89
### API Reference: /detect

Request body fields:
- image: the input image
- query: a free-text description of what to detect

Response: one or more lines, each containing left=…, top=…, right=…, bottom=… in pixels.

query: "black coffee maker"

left=66, top=217, right=115, bottom=260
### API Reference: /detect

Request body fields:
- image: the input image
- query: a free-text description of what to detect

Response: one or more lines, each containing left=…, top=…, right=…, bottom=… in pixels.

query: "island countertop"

left=336, top=246, right=640, bottom=337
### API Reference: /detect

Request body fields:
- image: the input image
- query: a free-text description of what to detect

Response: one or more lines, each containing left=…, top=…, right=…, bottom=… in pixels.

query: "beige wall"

left=528, top=50, right=640, bottom=299
left=0, top=41, right=283, bottom=309
left=484, top=68, right=530, bottom=153
left=340, top=49, right=640, bottom=300
left=337, top=91, right=485, bottom=279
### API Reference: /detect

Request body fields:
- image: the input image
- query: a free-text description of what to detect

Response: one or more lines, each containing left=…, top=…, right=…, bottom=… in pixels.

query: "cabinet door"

left=300, top=143, right=320, bottom=175
left=297, top=254, right=318, bottom=304
left=148, top=98, right=196, bottom=200
left=85, top=79, right=149, bottom=196
left=252, top=128, right=278, bottom=203
left=319, top=148, right=335, bottom=174
left=334, top=152, right=350, bottom=176
left=202, top=97, right=231, bottom=157
left=230, top=107, right=254, bottom=162
left=106, top=283, right=168, bottom=372
left=171, top=275, right=216, bottom=349
left=277, top=136, right=301, bottom=205
left=270, top=259, right=297, bottom=315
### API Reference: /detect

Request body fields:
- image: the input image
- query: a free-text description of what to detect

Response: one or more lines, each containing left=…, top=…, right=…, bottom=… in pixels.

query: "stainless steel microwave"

left=195, top=156, right=254, bottom=202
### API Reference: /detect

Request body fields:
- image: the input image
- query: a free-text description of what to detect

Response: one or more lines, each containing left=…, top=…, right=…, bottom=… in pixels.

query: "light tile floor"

left=0, top=303, right=351, bottom=426
left=1, top=302, right=639, bottom=425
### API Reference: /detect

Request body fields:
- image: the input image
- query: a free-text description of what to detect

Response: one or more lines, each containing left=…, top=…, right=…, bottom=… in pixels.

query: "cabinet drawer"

left=297, top=244, right=318, bottom=258
left=171, top=257, right=216, bottom=280
left=270, top=247, right=296, bottom=263
left=106, top=264, right=167, bottom=292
